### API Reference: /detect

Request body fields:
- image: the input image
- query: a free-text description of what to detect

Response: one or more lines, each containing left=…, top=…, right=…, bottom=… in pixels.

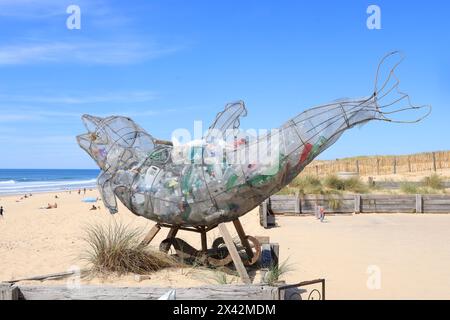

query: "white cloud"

left=0, top=0, right=183, bottom=65
left=0, top=113, right=40, bottom=122
left=0, top=134, right=75, bottom=144
left=0, top=0, right=104, bottom=19
left=0, top=40, right=180, bottom=65
left=0, top=90, right=158, bottom=104
left=0, top=105, right=183, bottom=123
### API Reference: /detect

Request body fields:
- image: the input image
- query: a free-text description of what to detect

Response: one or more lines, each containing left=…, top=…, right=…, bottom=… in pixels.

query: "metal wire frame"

left=77, top=52, right=431, bottom=224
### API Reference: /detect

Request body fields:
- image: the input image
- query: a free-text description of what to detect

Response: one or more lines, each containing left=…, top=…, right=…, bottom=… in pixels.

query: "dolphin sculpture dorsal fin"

left=97, top=171, right=118, bottom=214
left=205, top=100, right=247, bottom=142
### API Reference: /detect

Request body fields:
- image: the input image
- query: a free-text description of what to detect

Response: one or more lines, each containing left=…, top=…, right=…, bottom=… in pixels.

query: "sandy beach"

left=1, top=190, right=450, bottom=299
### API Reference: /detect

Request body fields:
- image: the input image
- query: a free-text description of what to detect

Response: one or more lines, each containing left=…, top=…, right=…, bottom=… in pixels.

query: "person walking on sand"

left=314, top=201, right=320, bottom=219
left=0, top=206, right=4, bottom=218
left=319, top=206, right=325, bottom=222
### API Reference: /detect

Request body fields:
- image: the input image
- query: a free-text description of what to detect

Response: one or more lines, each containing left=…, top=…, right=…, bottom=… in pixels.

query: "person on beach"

left=42, top=203, right=58, bottom=209
left=319, top=206, right=325, bottom=222
left=0, top=206, right=4, bottom=218
left=315, top=204, right=325, bottom=222
left=83, top=188, right=86, bottom=194
left=315, top=201, right=320, bottom=219
left=90, top=205, right=97, bottom=211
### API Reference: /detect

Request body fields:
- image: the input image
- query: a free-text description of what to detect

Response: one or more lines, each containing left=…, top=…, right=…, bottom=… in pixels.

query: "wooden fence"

left=302, top=151, right=450, bottom=176
left=0, top=283, right=282, bottom=300
left=264, top=194, right=450, bottom=215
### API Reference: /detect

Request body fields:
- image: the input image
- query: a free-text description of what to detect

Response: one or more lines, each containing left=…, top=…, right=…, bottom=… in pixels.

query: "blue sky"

left=0, top=0, right=448, bottom=169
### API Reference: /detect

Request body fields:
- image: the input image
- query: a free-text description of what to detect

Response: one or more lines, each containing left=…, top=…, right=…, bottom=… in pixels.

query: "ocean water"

left=0, top=169, right=99, bottom=195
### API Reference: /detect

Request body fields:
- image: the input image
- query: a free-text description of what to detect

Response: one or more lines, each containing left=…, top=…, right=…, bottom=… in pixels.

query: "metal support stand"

left=140, top=218, right=261, bottom=284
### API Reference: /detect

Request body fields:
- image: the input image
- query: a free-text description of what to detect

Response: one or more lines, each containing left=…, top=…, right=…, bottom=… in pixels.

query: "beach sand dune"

left=1, top=190, right=450, bottom=299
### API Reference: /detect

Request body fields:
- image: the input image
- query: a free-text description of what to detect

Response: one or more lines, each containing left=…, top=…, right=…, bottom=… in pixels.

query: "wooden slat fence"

left=302, top=151, right=450, bottom=176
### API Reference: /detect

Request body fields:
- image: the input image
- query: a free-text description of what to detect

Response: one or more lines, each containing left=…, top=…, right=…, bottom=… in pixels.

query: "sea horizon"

left=0, top=169, right=100, bottom=195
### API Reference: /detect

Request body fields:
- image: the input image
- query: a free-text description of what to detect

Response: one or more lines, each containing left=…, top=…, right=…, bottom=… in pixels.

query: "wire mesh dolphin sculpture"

left=77, top=52, right=430, bottom=227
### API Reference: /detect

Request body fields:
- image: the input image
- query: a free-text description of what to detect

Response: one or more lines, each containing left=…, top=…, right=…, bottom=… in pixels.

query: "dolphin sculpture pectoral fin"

left=100, top=182, right=118, bottom=215
left=97, top=172, right=118, bottom=214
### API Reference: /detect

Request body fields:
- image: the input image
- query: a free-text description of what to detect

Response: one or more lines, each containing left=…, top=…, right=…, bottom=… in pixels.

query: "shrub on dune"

left=400, top=182, right=419, bottom=194
left=324, top=175, right=346, bottom=191
left=422, top=174, right=444, bottom=190
left=290, top=175, right=323, bottom=194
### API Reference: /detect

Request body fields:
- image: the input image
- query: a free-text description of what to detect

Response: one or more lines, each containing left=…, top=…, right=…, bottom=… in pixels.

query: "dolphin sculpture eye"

left=90, top=130, right=109, bottom=145
left=90, top=133, right=98, bottom=141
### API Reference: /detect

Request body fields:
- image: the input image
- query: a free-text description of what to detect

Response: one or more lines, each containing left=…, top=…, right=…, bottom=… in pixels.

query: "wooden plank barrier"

left=261, top=194, right=450, bottom=216
left=0, top=283, right=280, bottom=300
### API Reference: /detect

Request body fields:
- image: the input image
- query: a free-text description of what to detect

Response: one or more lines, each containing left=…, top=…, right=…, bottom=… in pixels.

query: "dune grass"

left=264, top=260, right=292, bottom=286
left=323, top=175, right=346, bottom=191
left=289, top=175, right=323, bottom=195
left=280, top=173, right=447, bottom=195
left=82, top=221, right=179, bottom=276
left=400, top=182, right=420, bottom=194
left=211, top=270, right=237, bottom=285
left=279, top=174, right=370, bottom=196
left=422, top=174, right=444, bottom=190
left=324, top=175, right=369, bottom=193
left=398, top=181, right=434, bottom=194
left=400, top=174, right=446, bottom=194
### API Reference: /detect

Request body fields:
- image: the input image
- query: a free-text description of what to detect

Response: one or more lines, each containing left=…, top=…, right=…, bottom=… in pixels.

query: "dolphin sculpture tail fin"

left=371, top=51, right=431, bottom=124
left=275, top=52, right=431, bottom=184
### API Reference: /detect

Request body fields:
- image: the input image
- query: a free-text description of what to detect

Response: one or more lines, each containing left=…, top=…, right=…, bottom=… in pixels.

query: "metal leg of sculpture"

left=140, top=223, right=161, bottom=247
left=160, top=227, right=179, bottom=253
left=200, top=227, right=208, bottom=253
left=233, top=219, right=254, bottom=260
left=149, top=220, right=259, bottom=271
